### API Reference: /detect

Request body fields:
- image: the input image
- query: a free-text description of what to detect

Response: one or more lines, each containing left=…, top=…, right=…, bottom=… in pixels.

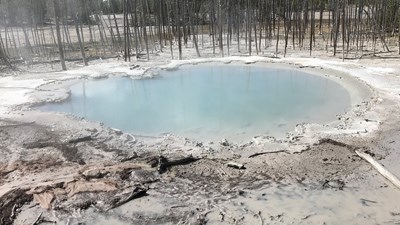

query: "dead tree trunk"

left=53, top=0, right=67, bottom=70
left=74, top=16, right=88, bottom=66
left=177, top=0, right=183, bottom=60
left=141, top=0, right=150, bottom=60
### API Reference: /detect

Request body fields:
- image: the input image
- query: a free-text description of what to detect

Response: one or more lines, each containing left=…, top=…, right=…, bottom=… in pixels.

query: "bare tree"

left=53, top=0, right=66, bottom=70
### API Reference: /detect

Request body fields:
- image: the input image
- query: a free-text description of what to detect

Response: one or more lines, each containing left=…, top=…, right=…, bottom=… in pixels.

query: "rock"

left=322, top=179, right=345, bottom=190
left=219, top=139, right=230, bottom=147
left=227, top=162, right=246, bottom=170
left=204, top=146, right=214, bottom=152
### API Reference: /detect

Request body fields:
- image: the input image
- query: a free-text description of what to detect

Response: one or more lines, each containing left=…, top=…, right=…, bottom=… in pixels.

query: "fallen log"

left=356, top=150, right=400, bottom=190
left=248, top=150, right=288, bottom=158
left=162, top=156, right=200, bottom=167
left=151, top=156, right=200, bottom=174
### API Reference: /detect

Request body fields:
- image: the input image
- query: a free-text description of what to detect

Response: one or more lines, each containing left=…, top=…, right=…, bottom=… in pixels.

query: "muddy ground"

left=0, top=100, right=399, bottom=225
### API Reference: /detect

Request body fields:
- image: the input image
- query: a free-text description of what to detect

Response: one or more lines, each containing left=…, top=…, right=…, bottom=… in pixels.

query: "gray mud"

left=0, top=109, right=399, bottom=224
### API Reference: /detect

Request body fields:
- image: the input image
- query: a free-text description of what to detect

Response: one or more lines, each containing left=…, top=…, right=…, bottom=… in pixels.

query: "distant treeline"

left=0, top=0, right=399, bottom=69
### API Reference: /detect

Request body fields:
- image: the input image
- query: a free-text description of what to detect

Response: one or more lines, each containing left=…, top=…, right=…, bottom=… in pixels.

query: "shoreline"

left=5, top=58, right=382, bottom=147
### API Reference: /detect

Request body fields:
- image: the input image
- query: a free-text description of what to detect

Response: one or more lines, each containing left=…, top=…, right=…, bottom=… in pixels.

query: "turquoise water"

left=40, top=65, right=351, bottom=141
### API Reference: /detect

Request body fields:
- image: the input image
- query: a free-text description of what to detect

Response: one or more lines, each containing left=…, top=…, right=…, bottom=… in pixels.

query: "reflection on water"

left=40, top=65, right=351, bottom=141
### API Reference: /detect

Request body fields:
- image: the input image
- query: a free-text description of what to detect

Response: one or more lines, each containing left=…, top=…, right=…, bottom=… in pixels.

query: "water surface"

left=40, top=65, right=351, bottom=141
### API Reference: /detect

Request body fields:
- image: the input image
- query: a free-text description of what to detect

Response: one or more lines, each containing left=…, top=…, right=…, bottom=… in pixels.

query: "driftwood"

left=248, top=150, right=288, bottom=158
left=152, top=156, right=199, bottom=173
left=356, top=150, right=400, bottom=190
left=108, top=187, right=147, bottom=210
left=227, top=162, right=246, bottom=170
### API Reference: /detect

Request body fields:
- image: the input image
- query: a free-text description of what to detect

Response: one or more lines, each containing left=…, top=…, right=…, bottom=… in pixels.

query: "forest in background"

left=0, top=0, right=399, bottom=70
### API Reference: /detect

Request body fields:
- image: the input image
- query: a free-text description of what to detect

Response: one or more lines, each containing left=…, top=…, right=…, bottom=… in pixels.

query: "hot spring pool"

left=40, top=65, right=351, bottom=141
